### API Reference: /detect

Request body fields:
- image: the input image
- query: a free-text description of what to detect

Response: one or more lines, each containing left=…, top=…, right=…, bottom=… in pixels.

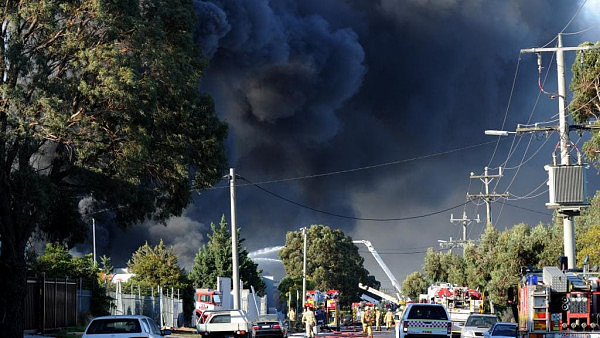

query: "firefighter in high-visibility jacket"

left=361, top=307, right=374, bottom=338
left=384, top=309, right=394, bottom=331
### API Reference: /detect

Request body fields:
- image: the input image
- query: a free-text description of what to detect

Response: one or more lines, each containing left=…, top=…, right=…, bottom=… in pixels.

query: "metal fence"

left=25, top=276, right=79, bottom=331
left=109, top=282, right=183, bottom=327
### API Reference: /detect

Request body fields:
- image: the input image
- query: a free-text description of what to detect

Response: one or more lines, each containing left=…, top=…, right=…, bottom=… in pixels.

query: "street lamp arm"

left=484, top=130, right=511, bottom=136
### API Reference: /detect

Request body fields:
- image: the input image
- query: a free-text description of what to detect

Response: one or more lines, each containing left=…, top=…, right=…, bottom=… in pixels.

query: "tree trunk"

left=0, top=235, right=27, bottom=337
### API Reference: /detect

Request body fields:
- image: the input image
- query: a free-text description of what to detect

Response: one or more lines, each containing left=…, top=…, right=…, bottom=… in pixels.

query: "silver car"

left=82, top=315, right=171, bottom=337
left=460, top=314, right=499, bottom=338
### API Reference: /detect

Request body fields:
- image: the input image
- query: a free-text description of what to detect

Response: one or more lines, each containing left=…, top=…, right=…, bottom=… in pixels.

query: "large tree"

left=278, top=224, right=378, bottom=306
left=0, top=1, right=227, bottom=335
left=127, top=239, right=188, bottom=290
left=188, top=216, right=266, bottom=295
left=401, top=271, right=429, bottom=301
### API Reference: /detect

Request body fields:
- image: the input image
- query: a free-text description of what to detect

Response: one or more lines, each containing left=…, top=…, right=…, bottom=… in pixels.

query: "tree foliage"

left=570, top=42, right=600, bottom=167
left=401, top=271, right=429, bottom=300
left=278, top=224, right=378, bottom=306
left=30, top=243, right=110, bottom=316
left=127, top=239, right=188, bottom=290
left=277, top=276, right=316, bottom=309
left=575, top=191, right=600, bottom=267
left=0, top=1, right=227, bottom=334
left=407, top=221, right=563, bottom=312
left=188, top=216, right=266, bottom=295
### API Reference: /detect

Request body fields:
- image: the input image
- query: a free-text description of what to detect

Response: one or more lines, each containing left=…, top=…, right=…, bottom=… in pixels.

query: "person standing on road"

left=302, top=306, right=316, bottom=338
left=384, top=309, right=394, bottom=331
left=361, top=307, right=374, bottom=338
left=375, top=308, right=381, bottom=331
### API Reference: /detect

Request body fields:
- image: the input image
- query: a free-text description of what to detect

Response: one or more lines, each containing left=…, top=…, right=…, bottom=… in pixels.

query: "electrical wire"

left=201, top=140, right=498, bottom=190
left=238, top=176, right=469, bottom=222
left=508, top=178, right=548, bottom=200
left=487, top=54, right=522, bottom=168
left=559, top=0, right=588, bottom=34
left=563, top=24, right=600, bottom=36
left=497, top=201, right=553, bottom=217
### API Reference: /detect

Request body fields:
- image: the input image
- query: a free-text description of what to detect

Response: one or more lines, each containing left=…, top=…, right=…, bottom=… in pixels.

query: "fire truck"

left=194, top=289, right=223, bottom=324
left=325, top=290, right=340, bottom=330
left=519, top=266, right=600, bottom=337
left=305, top=290, right=341, bottom=330
left=426, top=282, right=483, bottom=337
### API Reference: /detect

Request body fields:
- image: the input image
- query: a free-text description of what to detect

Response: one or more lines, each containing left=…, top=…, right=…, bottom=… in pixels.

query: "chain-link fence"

left=109, top=282, right=183, bottom=327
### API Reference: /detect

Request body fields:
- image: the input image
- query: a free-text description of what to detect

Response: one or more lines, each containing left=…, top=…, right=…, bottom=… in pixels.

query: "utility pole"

left=229, top=168, right=240, bottom=310
left=92, top=218, right=97, bottom=266
left=301, top=227, right=307, bottom=310
left=450, top=212, right=480, bottom=255
left=466, top=167, right=508, bottom=227
left=519, top=34, right=600, bottom=269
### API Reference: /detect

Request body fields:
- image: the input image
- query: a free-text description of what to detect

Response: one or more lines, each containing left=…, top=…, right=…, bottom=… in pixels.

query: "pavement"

left=23, top=326, right=396, bottom=337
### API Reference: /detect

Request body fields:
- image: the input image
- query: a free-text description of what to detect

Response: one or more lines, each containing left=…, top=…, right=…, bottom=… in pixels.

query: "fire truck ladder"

left=353, top=240, right=403, bottom=302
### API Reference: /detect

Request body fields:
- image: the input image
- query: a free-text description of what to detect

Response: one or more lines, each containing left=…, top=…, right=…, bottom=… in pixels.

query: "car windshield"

left=465, top=316, right=498, bottom=327
left=258, top=314, right=279, bottom=322
left=86, top=318, right=142, bottom=334
left=406, top=306, right=448, bottom=320
left=492, top=324, right=517, bottom=336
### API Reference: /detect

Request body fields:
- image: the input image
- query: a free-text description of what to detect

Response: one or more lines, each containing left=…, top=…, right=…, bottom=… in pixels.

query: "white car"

left=82, top=315, right=171, bottom=337
left=396, top=303, right=452, bottom=338
left=460, top=314, right=499, bottom=338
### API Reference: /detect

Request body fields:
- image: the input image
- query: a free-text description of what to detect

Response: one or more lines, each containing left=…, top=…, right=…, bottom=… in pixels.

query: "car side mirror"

left=161, top=329, right=172, bottom=336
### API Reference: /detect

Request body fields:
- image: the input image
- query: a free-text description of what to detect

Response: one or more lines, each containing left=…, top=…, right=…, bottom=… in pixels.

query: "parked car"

left=460, top=314, right=499, bottom=338
left=82, top=315, right=171, bottom=337
left=483, top=322, right=518, bottom=338
left=396, top=303, right=452, bottom=338
left=252, top=314, right=287, bottom=338
left=196, top=309, right=252, bottom=337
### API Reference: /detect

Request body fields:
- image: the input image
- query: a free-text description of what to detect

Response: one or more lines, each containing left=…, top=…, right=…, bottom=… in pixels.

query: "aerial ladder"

left=353, top=240, right=404, bottom=304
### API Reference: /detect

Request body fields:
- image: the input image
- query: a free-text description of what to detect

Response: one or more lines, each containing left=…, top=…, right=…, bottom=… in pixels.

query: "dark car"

left=252, top=314, right=288, bottom=338
left=483, top=322, right=518, bottom=338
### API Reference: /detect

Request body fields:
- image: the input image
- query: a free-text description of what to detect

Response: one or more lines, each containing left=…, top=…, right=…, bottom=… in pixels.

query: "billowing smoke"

left=72, top=1, right=600, bottom=287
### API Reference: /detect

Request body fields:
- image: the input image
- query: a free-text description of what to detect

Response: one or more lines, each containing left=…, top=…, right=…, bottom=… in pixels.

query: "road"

left=289, top=327, right=395, bottom=338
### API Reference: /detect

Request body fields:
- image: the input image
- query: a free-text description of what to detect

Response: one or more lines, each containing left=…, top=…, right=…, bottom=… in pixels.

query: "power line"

left=559, top=0, right=588, bottom=34
left=497, top=200, right=553, bottom=216
left=239, top=176, right=469, bottom=222
left=210, top=141, right=498, bottom=189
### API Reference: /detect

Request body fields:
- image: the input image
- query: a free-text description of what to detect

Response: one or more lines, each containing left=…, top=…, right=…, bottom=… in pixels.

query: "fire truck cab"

left=194, top=289, right=223, bottom=324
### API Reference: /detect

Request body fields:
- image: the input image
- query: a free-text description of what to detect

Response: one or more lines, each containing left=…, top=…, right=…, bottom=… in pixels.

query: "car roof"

left=493, top=322, right=517, bottom=326
left=468, top=314, right=498, bottom=318
left=90, top=315, right=152, bottom=320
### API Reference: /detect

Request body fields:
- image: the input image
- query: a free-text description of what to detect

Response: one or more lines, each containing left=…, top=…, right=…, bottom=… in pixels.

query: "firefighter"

left=375, top=307, right=381, bottom=331
left=384, top=308, right=394, bottom=331
left=361, top=307, right=374, bottom=338
left=302, top=306, right=316, bottom=338
left=288, top=307, right=296, bottom=329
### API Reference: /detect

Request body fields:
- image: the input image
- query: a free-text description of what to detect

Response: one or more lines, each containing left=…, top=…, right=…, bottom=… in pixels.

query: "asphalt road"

left=289, top=326, right=395, bottom=338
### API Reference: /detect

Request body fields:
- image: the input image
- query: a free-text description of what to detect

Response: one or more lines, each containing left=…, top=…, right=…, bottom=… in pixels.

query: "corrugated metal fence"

left=109, top=282, right=183, bottom=327
left=24, top=276, right=80, bottom=331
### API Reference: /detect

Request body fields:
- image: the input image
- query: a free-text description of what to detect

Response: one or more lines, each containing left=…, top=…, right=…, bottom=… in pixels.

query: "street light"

left=300, top=227, right=307, bottom=310
left=484, top=130, right=514, bottom=136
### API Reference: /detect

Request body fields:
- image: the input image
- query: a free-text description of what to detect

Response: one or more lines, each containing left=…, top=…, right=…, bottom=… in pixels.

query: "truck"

left=426, top=282, right=483, bottom=337
left=194, top=289, right=223, bottom=324
left=196, top=309, right=252, bottom=338
left=518, top=266, right=600, bottom=337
